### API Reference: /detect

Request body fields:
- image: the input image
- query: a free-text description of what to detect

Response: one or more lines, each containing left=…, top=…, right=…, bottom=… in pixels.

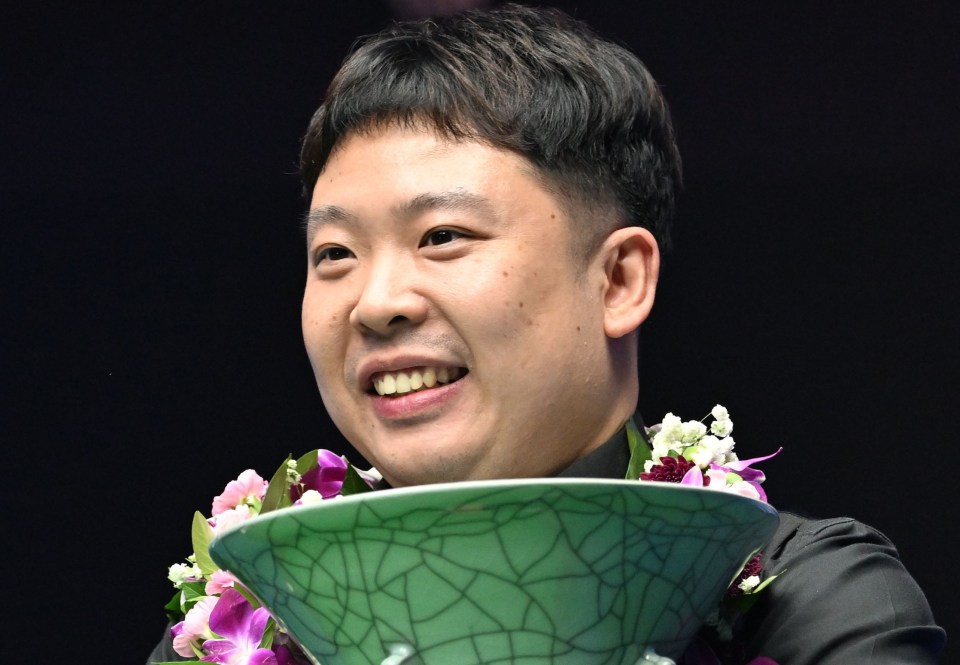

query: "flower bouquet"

left=155, top=406, right=779, bottom=665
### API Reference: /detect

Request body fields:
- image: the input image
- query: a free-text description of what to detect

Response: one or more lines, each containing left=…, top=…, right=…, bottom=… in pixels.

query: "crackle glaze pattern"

left=210, top=480, right=778, bottom=665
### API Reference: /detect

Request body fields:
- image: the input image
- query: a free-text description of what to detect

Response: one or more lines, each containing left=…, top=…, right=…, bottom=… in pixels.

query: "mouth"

left=369, top=366, right=468, bottom=397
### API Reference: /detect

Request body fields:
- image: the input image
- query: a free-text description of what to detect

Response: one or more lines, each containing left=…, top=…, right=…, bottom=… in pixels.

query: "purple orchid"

left=708, top=448, right=782, bottom=502
left=291, top=449, right=380, bottom=503
left=201, top=588, right=276, bottom=665
left=291, top=449, right=349, bottom=501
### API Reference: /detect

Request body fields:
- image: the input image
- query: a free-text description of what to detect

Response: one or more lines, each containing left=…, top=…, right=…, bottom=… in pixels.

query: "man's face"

left=302, top=126, right=626, bottom=486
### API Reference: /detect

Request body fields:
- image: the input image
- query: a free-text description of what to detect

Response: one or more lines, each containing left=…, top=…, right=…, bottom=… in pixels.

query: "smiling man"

left=296, top=8, right=675, bottom=491
left=293, top=5, right=944, bottom=664
left=149, top=4, right=943, bottom=664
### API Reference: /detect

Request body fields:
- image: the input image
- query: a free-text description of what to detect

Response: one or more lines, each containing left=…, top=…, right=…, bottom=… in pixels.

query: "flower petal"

left=298, top=451, right=349, bottom=499
left=680, top=465, right=704, bottom=487
left=207, top=589, right=270, bottom=647
left=723, top=447, right=782, bottom=474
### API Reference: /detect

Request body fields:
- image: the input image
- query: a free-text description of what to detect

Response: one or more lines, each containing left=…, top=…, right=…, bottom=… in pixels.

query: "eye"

left=314, top=245, right=354, bottom=265
left=421, top=228, right=465, bottom=247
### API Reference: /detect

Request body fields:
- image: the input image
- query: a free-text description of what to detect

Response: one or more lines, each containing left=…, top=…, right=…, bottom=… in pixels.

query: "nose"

left=349, top=254, right=428, bottom=336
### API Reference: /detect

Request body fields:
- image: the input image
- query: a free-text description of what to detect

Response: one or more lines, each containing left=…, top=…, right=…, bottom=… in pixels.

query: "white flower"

left=738, top=575, right=761, bottom=593
left=711, top=417, right=733, bottom=437
left=295, top=489, right=326, bottom=506
left=711, top=404, right=729, bottom=421
left=168, top=562, right=199, bottom=588
left=652, top=413, right=683, bottom=447
left=701, top=434, right=736, bottom=465
left=687, top=445, right=714, bottom=469
left=650, top=439, right=673, bottom=461
left=681, top=419, right=707, bottom=443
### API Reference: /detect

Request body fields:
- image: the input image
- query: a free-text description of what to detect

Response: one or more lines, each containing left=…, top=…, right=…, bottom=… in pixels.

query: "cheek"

left=301, top=292, right=349, bottom=374
left=450, top=261, right=535, bottom=327
left=450, top=262, right=570, bottom=358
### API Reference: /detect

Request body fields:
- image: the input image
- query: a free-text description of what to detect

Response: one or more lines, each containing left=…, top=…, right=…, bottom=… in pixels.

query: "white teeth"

left=409, top=370, right=423, bottom=390
left=380, top=374, right=396, bottom=395
left=372, top=366, right=464, bottom=396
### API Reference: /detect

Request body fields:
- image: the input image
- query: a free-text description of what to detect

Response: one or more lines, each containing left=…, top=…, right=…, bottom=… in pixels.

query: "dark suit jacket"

left=148, top=421, right=945, bottom=664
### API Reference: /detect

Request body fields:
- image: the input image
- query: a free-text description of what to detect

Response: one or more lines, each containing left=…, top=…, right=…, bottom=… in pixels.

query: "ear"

left=598, top=226, right=660, bottom=339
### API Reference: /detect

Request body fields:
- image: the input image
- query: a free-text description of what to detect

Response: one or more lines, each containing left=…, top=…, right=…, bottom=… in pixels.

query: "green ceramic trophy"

left=210, top=479, right=778, bottom=665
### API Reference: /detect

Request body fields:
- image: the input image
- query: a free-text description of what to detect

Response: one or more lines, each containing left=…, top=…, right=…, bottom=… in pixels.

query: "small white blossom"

left=681, top=419, right=707, bottom=443
left=295, top=489, right=326, bottom=506
left=650, top=439, right=673, bottom=461
left=711, top=404, right=729, bottom=421
left=652, top=413, right=683, bottom=448
left=705, top=434, right=736, bottom=465
left=168, top=562, right=200, bottom=588
left=738, top=574, right=761, bottom=593
left=286, top=458, right=302, bottom=485
left=687, top=445, right=715, bottom=469
left=711, top=417, right=733, bottom=437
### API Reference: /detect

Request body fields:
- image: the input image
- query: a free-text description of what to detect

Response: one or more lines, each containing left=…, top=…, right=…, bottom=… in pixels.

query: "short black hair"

left=300, top=3, right=682, bottom=254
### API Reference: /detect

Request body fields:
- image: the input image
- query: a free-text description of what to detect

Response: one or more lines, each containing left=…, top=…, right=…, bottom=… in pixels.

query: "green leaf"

left=726, top=571, right=785, bottom=614
left=624, top=417, right=651, bottom=480
left=341, top=462, right=375, bottom=496
left=179, top=581, right=207, bottom=606
left=296, top=449, right=319, bottom=475
left=260, top=454, right=294, bottom=515
left=162, top=581, right=207, bottom=621
left=234, top=584, right=261, bottom=608
left=191, top=511, right=218, bottom=577
left=260, top=618, right=276, bottom=649
left=751, top=571, right=783, bottom=594
left=163, top=590, right=184, bottom=622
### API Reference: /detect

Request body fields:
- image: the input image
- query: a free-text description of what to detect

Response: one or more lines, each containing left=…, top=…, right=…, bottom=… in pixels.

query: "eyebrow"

left=395, top=190, right=495, bottom=220
left=304, top=190, right=496, bottom=242
left=303, top=205, right=355, bottom=241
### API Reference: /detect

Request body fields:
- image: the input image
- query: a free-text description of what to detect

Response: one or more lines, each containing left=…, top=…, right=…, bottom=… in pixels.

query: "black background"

left=4, top=1, right=957, bottom=662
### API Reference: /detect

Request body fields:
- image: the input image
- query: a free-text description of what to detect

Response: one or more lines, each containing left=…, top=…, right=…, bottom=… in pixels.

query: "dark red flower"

left=726, top=553, right=764, bottom=598
left=640, top=454, right=710, bottom=486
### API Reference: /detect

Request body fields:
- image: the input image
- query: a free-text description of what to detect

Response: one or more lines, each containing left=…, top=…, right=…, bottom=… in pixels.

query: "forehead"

left=315, top=126, right=534, bottom=192
left=306, top=126, right=575, bottom=240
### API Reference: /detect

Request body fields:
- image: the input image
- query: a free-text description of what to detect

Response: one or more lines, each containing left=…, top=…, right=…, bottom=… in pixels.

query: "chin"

left=375, top=447, right=487, bottom=488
